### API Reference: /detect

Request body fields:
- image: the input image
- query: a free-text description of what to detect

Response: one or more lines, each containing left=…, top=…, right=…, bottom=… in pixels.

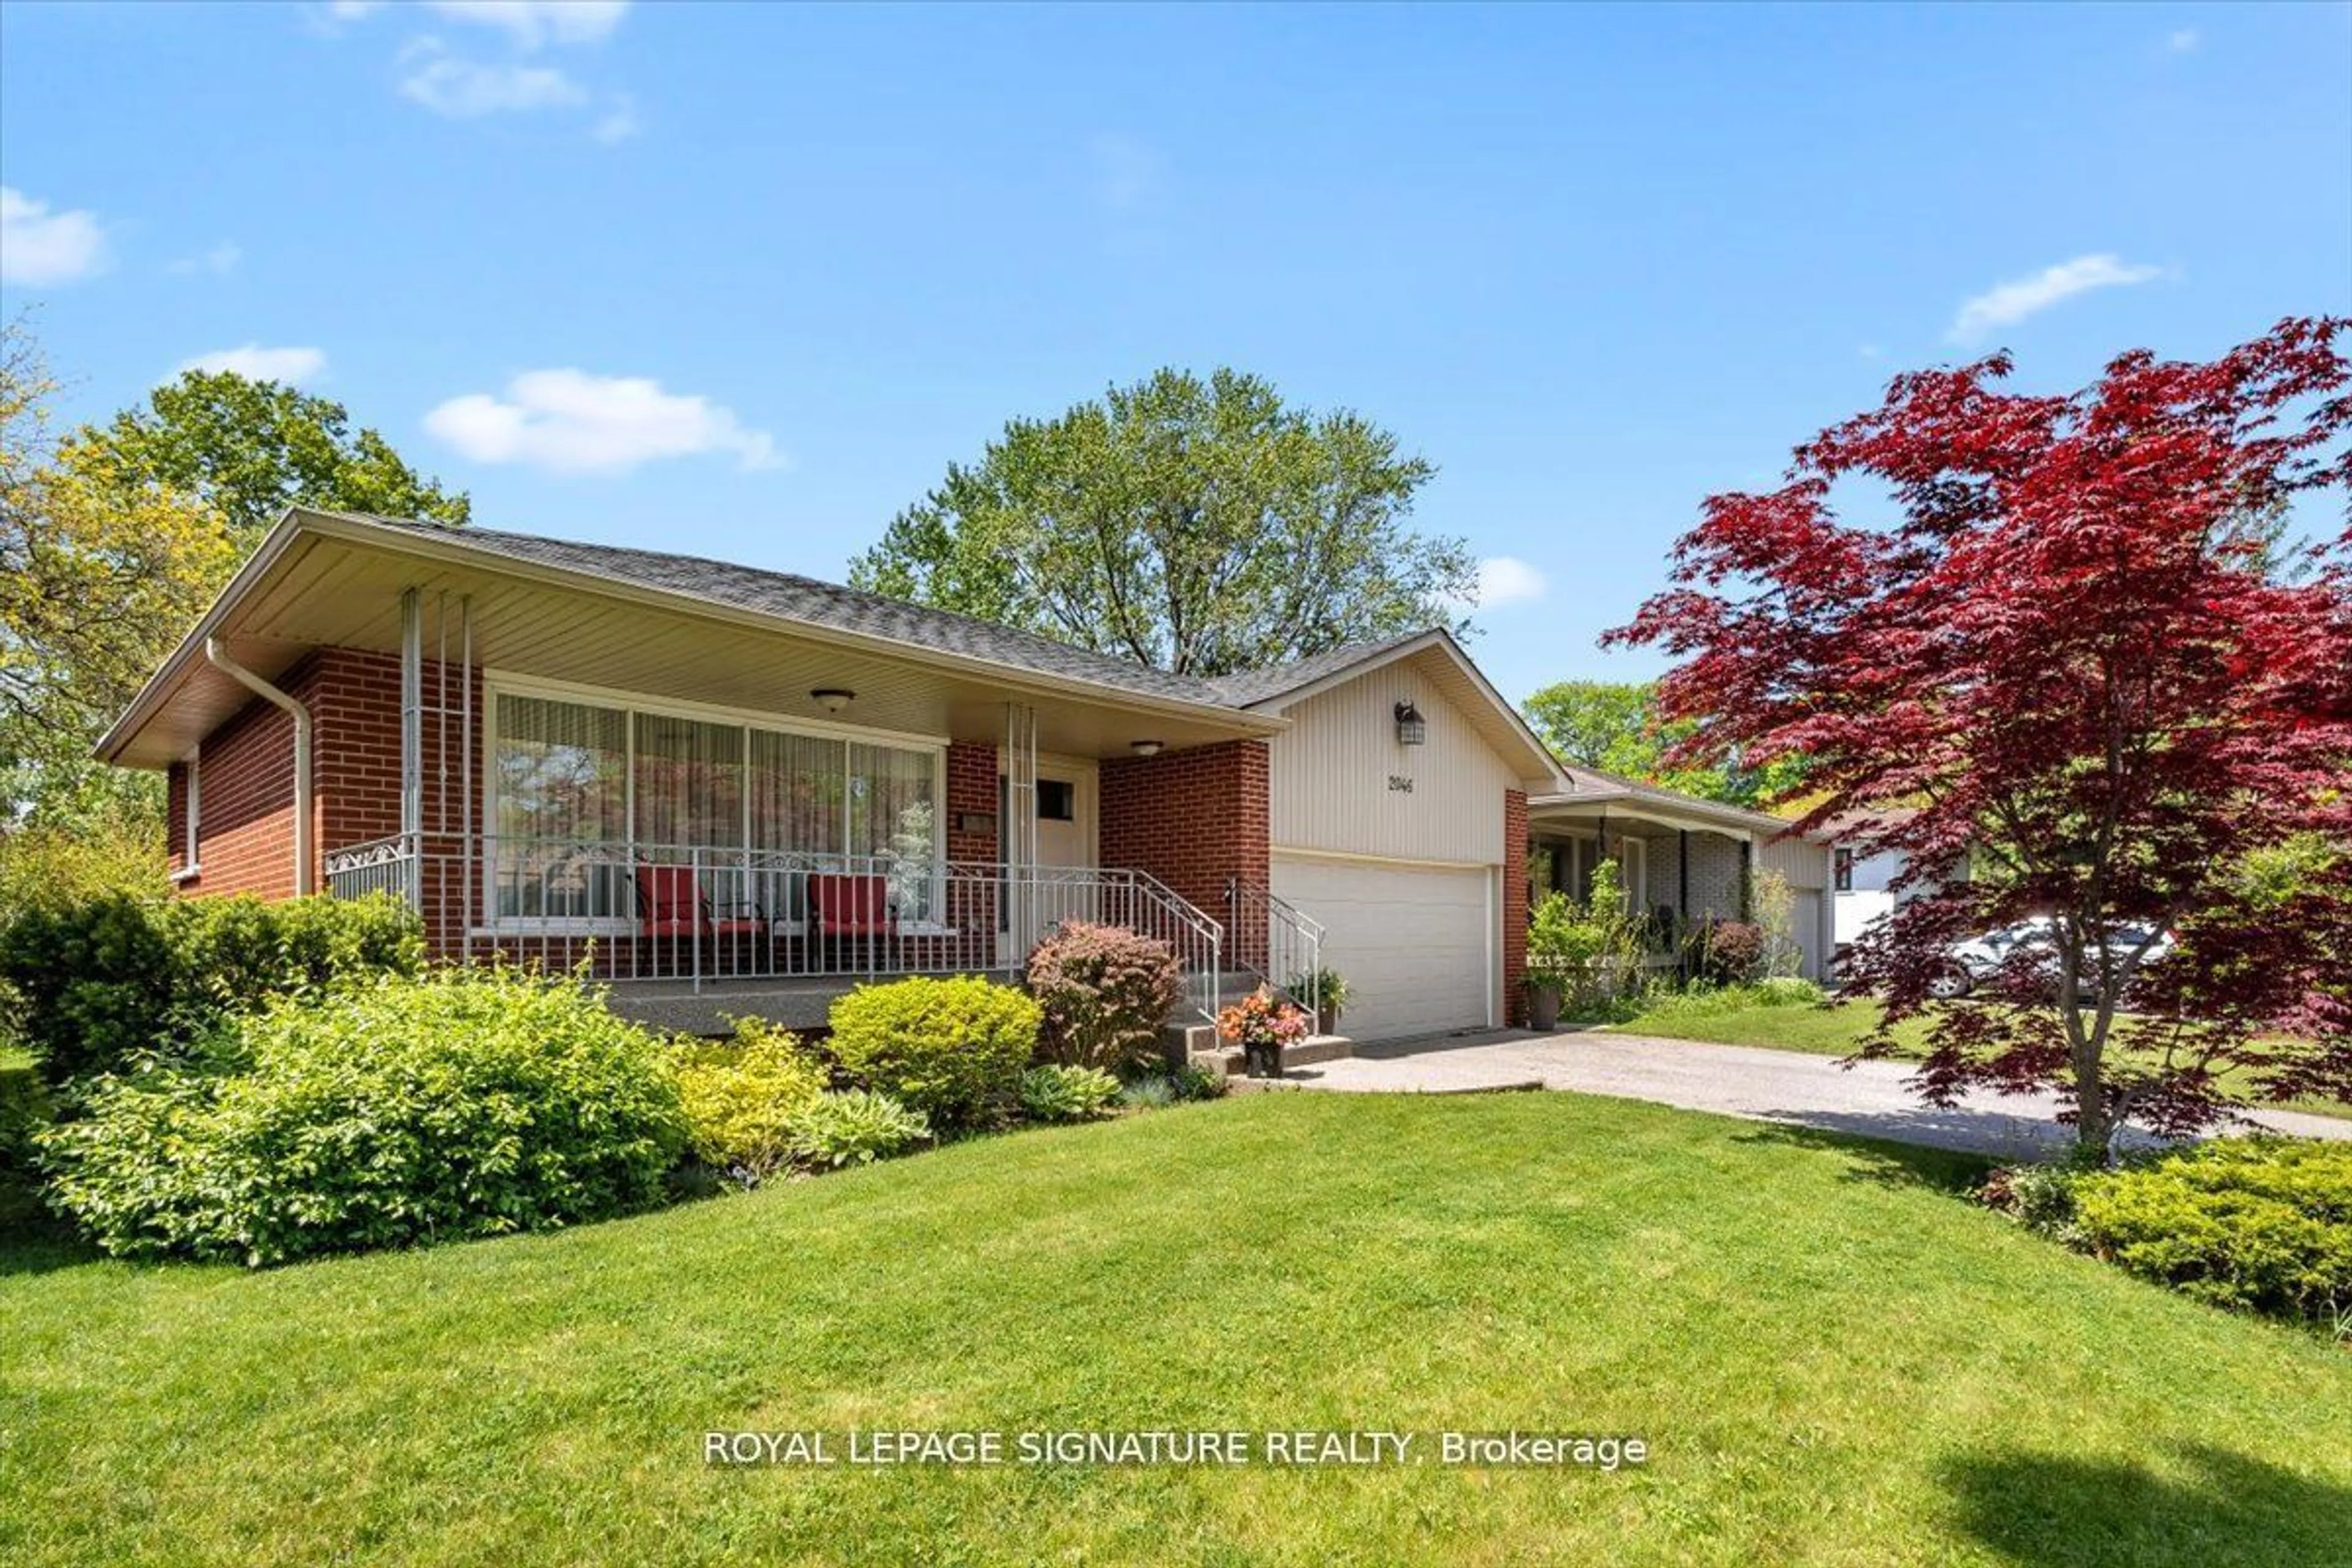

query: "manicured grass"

left=4, top=1092, right=2346, bottom=1566
left=1604, top=994, right=2352, bottom=1122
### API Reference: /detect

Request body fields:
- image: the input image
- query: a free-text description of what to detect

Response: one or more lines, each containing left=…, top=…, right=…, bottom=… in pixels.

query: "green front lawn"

left=1602, top=993, right=2352, bottom=1123
left=5, top=1092, right=2346, bottom=1566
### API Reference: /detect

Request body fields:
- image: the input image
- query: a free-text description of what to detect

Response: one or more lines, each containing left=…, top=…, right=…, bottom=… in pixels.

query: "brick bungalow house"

left=97, top=508, right=1832, bottom=1043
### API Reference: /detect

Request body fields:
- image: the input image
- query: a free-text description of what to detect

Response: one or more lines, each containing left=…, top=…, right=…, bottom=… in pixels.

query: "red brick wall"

left=175, top=646, right=481, bottom=918
left=1099, top=739, right=1270, bottom=965
left=941, top=739, right=1000, bottom=969
left=1503, top=788, right=1528, bottom=1025
left=944, top=740, right=998, bottom=864
left=180, top=682, right=303, bottom=900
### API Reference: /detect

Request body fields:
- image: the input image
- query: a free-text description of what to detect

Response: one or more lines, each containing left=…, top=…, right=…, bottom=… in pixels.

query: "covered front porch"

left=203, top=519, right=1314, bottom=1027
left=1525, top=782, right=1833, bottom=982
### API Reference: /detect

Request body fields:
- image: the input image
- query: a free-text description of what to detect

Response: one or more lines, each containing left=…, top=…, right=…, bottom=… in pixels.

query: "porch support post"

left=1003, top=702, right=1037, bottom=974
left=399, top=588, right=423, bottom=913
left=1678, top=830, right=1690, bottom=922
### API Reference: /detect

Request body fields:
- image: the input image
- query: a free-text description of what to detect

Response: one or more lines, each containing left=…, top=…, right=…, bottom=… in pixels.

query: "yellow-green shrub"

left=674, top=1019, right=831, bottom=1175
left=826, top=976, right=1039, bottom=1129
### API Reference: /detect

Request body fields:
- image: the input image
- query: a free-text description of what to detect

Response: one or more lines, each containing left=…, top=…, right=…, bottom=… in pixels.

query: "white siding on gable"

left=1267, top=660, right=1518, bottom=864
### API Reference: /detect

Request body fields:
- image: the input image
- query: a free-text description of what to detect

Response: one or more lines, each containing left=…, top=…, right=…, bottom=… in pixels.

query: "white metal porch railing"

left=324, top=832, right=1226, bottom=1021
left=1227, top=876, right=1327, bottom=1035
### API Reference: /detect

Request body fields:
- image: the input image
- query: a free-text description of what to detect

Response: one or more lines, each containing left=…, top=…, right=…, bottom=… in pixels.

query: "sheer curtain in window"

left=494, top=694, right=627, bottom=920
left=633, top=715, right=745, bottom=852
left=850, top=743, right=936, bottom=918
left=750, top=731, right=843, bottom=924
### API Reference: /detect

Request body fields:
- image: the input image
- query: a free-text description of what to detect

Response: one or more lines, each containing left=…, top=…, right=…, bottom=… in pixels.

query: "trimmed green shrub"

left=1025, top=921, right=1182, bottom=1071
left=0, top=891, right=421, bottom=1086
left=1019, top=1063, right=1122, bottom=1123
left=784, top=1090, right=930, bottom=1169
left=39, top=968, right=688, bottom=1266
left=825, top=976, right=1039, bottom=1128
left=674, top=1019, right=831, bottom=1176
left=2069, top=1139, right=2352, bottom=1326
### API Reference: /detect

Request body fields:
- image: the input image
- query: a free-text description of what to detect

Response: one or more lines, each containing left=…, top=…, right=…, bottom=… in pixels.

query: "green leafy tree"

left=1, top=325, right=467, bottom=824
left=851, top=368, right=1469, bottom=675
left=71, top=370, right=469, bottom=542
left=1521, top=679, right=1805, bottom=807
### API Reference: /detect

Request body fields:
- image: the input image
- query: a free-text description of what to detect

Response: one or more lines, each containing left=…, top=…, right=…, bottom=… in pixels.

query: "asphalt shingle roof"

left=354, top=513, right=1227, bottom=707
left=1196, top=628, right=1438, bottom=708
left=353, top=513, right=1452, bottom=714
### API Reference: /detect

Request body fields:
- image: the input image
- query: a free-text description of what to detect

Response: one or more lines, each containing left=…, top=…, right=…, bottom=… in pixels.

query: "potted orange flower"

left=1218, top=985, right=1310, bottom=1079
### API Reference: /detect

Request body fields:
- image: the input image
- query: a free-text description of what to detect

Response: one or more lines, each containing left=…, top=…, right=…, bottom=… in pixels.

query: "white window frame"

left=479, top=671, right=949, bottom=935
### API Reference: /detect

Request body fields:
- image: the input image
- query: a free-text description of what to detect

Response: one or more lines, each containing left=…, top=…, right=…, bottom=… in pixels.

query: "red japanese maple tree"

left=1610, top=318, right=2352, bottom=1156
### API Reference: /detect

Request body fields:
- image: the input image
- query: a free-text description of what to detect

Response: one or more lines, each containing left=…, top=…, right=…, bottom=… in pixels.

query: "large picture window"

left=488, top=688, right=940, bottom=929
left=494, top=695, right=628, bottom=921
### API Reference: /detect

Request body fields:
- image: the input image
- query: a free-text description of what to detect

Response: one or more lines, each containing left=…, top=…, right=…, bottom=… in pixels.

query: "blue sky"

left=5, top=1, right=2348, bottom=701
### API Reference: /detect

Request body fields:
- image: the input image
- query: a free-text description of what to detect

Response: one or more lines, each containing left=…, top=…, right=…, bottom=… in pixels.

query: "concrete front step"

left=1191, top=1033, right=1353, bottom=1080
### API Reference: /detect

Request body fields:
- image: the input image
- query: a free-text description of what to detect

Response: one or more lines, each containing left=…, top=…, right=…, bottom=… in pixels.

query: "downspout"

left=205, top=638, right=315, bottom=895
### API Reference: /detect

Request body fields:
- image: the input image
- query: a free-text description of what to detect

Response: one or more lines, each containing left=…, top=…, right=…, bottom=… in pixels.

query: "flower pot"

left=1243, top=1039, right=1283, bottom=1079
left=1525, top=983, right=1563, bottom=1032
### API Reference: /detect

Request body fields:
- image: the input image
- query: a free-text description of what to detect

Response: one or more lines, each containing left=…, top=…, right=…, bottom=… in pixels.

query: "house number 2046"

left=1387, top=774, right=1414, bottom=793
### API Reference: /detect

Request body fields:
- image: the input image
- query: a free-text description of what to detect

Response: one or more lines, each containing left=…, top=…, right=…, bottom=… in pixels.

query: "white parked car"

left=1929, top=916, right=2174, bottom=1001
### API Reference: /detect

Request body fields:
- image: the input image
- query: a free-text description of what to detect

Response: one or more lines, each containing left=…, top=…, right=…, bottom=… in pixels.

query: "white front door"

left=1005, top=760, right=1098, bottom=962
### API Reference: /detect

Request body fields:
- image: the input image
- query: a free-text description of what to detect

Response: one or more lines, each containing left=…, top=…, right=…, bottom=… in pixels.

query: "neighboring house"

left=98, top=508, right=1834, bottom=1044
left=1529, top=770, right=1838, bottom=982
left=1833, top=843, right=1907, bottom=948
left=1829, top=809, right=1967, bottom=949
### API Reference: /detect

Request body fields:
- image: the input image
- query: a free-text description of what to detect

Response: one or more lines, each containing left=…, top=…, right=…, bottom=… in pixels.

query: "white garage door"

left=1271, top=856, right=1494, bottom=1042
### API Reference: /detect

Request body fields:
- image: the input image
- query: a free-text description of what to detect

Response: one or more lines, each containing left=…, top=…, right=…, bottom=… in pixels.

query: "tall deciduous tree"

left=1610, top=318, right=2352, bottom=1156
left=72, top=370, right=469, bottom=543
left=850, top=368, right=1469, bottom=676
left=1, top=327, right=468, bottom=823
left=2, top=323, right=238, bottom=819
left=1521, top=677, right=1806, bottom=807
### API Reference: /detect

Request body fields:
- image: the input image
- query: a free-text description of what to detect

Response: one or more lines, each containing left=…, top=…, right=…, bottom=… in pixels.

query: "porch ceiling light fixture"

left=810, top=688, right=856, bottom=714
left=1393, top=699, right=1427, bottom=746
left=1129, top=739, right=1164, bottom=758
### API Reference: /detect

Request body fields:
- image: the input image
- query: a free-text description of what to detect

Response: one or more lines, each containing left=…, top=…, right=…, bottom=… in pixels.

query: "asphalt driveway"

left=1272, top=1029, right=2352, bottom=1159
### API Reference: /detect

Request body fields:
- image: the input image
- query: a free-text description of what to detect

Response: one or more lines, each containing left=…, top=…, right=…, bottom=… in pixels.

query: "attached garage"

left=1272, top=855, right=1495, bottom=1041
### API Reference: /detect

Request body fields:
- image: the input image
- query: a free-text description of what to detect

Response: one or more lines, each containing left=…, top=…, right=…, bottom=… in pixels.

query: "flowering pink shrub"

left=1025, top=921, right=1183, bottom=1071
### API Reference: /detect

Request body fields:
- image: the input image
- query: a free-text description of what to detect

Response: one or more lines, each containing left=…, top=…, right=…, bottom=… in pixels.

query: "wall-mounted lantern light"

left=1129, top=739, right=1165, bottom=758
left=1394, top=700, right=1427, bottom=746
left=811, top=688, right=856, bottom=714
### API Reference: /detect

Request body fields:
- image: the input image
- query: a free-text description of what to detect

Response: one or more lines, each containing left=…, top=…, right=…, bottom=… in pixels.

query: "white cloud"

left=175, top=345, right=330, bottom=385
left=424, top=369, right=782, bottom=475
left=423, top=1, right=630, bottom=50
left=1945, top=254, right=2162, bottom=342
left=166, top=241, right=244, bottom=277
left=2167, top=28, right=2201, bottom=53
left=0, top=187, right=110, bottom=287
left=1472, top=556, right=1547, bottom=608
left=401, top=51, right=589, bottom=116
left=591, top=92, right=641, bottom=144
